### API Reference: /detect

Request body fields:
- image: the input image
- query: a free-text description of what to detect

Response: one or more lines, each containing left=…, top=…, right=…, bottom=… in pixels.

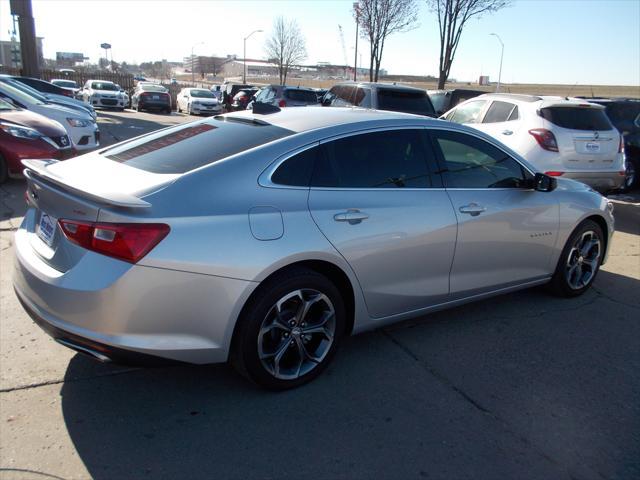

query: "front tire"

left=548, top=220, right=604, bottom=297
left=0, top=154, right=8, bottom=184
left=231, top=268, right=345, bottom=390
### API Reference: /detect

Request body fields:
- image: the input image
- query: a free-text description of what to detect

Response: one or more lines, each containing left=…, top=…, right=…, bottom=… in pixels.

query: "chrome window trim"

left=259, top=123, right=536, bottom=191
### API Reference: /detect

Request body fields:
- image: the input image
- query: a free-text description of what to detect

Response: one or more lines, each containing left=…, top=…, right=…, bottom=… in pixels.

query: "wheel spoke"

left=302, top=325, right=334, bottom=341
left=297, top=337, right=321, bottom=364
left=273, top=339, right=292, bottom=377
left=295, top=293, right=329, bottom=324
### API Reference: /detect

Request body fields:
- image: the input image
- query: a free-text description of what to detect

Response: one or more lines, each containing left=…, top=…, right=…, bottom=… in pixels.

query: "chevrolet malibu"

left=14, top=107, right=614, bottom=389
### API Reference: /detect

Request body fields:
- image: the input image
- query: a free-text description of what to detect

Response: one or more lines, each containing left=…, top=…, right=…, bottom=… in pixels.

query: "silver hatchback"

left=14, top=107, right=614, bottom=389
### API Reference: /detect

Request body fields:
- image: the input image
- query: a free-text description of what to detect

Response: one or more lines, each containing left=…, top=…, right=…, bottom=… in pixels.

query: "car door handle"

left=502, top=130, right=513, bottom=136
left=459, top=203, right=486, bottom=216
left=334, top=209, right=369, bottom=224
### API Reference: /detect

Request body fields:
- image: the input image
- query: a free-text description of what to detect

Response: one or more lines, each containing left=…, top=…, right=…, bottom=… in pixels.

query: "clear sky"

left=1, top=0, right=639, bottom=86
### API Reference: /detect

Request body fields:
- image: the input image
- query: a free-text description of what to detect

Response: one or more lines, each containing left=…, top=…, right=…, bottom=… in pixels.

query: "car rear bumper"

left=561, top=171, right=625, bottom=191
left=139, top=101, right=170, bottom=110
left=92, top=98, right=125, bottom=108
left=12, top=216, right=256, bottom=365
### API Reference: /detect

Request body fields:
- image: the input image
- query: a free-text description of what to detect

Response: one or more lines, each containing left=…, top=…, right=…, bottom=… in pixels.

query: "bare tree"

left=426, top=0, right=510, bottom=89
left=354, top=0, right=419, bottom=82
left=264, top=17, right=307, bottom=85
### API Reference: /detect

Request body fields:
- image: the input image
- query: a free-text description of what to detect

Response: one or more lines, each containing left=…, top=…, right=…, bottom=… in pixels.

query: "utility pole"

left=9, top=0, right=39, bottom=77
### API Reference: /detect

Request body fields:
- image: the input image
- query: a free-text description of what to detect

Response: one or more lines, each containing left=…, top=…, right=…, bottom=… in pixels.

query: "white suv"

left=442, top=94, right=625, bottom=192
left=80, top=80, right=126, bottom=110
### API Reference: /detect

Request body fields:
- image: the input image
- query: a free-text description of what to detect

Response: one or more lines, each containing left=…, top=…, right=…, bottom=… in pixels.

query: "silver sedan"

left=13, top=107, right=614, bottom=389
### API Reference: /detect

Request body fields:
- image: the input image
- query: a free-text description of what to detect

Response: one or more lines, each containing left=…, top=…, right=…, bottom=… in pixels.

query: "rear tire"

left=548, top=220, right=604, bottom=297
left=231, top=267, right=345, bottom=390
left=622, top=156, right=639, bottom=192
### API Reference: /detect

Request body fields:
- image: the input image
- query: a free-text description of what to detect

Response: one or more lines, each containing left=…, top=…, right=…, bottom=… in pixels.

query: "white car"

left=442, top=94, right=625, bottom=192
left=79, top=79, right=126, bottom=110
left=0, top=81, right=99, bottom=151
left=176, top=88, right=222, bottom=115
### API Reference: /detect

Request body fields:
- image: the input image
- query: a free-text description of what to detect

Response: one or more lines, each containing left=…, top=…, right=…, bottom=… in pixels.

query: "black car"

left=131, top=84, right=171, bottom=114
left=580, top=97, right=640, bottom=190
left=322, top=82, right=437, bottom=117
left=427, top=88, right=485, bottom=116
left=9, top=76, right=76, bottom=99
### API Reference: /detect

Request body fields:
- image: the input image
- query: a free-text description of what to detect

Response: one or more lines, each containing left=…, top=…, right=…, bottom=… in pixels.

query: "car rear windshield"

left=103, top=117, right=293, bottom=174
left=377, top=89, right=435, bottom=116
left=52, top=80, right=77, bottom=88
left=141, top=85, right=167, bottom=92
left=539, top=106, right=612, bottom=131
left=285, top=89, right=318, bottom=102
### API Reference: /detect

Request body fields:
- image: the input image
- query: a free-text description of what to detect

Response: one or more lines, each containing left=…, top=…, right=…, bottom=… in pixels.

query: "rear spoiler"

left=22, top=159, right=151, bottom=209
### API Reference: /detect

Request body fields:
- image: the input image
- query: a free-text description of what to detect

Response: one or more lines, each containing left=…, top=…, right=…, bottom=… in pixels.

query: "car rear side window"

left=271, top=147, right=317, bottom=186
left=312, top=129, right=431, bottom=188
left=539, top=107, right=612, bottom=131
left=377, top=89, right=435, bottom=116
left=103, top=118, right=293, bottom=174
left=432, top=130, right=530, bottom=189
left=482, top=101, right=517, bottom=123
left=285, top=89, right=318, bottom=103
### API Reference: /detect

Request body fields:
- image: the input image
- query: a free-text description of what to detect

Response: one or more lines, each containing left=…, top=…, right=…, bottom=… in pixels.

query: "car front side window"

left=432, top=130, right=531, bottom=189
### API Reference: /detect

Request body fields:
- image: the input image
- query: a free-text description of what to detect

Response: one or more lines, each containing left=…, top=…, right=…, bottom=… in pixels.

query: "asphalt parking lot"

left=1, top=109, right=639, bottom=480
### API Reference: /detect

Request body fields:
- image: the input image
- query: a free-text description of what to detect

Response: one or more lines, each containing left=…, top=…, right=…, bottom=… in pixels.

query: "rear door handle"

left=459, top=203, right=486, bottom=216
left=334, top=209, right=369, bottom=224
left=502, top=130, right=513, bottom=136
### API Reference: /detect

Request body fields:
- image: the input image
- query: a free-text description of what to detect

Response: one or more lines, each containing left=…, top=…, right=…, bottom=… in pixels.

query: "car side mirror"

left=533, top=172, right=557, bottom=192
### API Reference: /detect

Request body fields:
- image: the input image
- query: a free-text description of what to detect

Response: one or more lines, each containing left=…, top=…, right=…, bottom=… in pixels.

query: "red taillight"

left=619, top=135, right=624, bottom=153
left=545, top=171, right=564, bottom=177
left=61, top=89, right=73, bottom=97
left=529, top=128, right=559, bottom=152
left=59, top=220, right=170, bottom=263
left=278, top=99, right=286, bottom=107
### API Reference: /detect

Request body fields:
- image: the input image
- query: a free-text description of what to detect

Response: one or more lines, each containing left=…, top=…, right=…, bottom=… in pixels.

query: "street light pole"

left=353, top=2, right=359, bottom=81
left=243, top=29, right=263, bottom=83
left=191, top=41, right=204, bottom=84
left=490, top=33, right=504, bottom=93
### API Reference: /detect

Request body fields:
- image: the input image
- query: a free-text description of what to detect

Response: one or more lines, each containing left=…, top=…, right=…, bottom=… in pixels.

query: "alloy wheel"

left=257, top=289, right=336, bottom=380
left=565, top=230, right=601, bottom=290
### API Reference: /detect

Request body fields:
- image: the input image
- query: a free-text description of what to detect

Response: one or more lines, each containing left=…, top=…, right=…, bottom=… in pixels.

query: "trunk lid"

left=539, top=103, right=619, bottom=171
left=22, top=153, right=178, bottom=272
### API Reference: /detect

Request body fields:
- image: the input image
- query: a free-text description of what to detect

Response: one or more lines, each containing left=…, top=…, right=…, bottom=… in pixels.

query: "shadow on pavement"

left=59, top=269, right=639, bottom=480
left=0, top=179, right=27, bottom=222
